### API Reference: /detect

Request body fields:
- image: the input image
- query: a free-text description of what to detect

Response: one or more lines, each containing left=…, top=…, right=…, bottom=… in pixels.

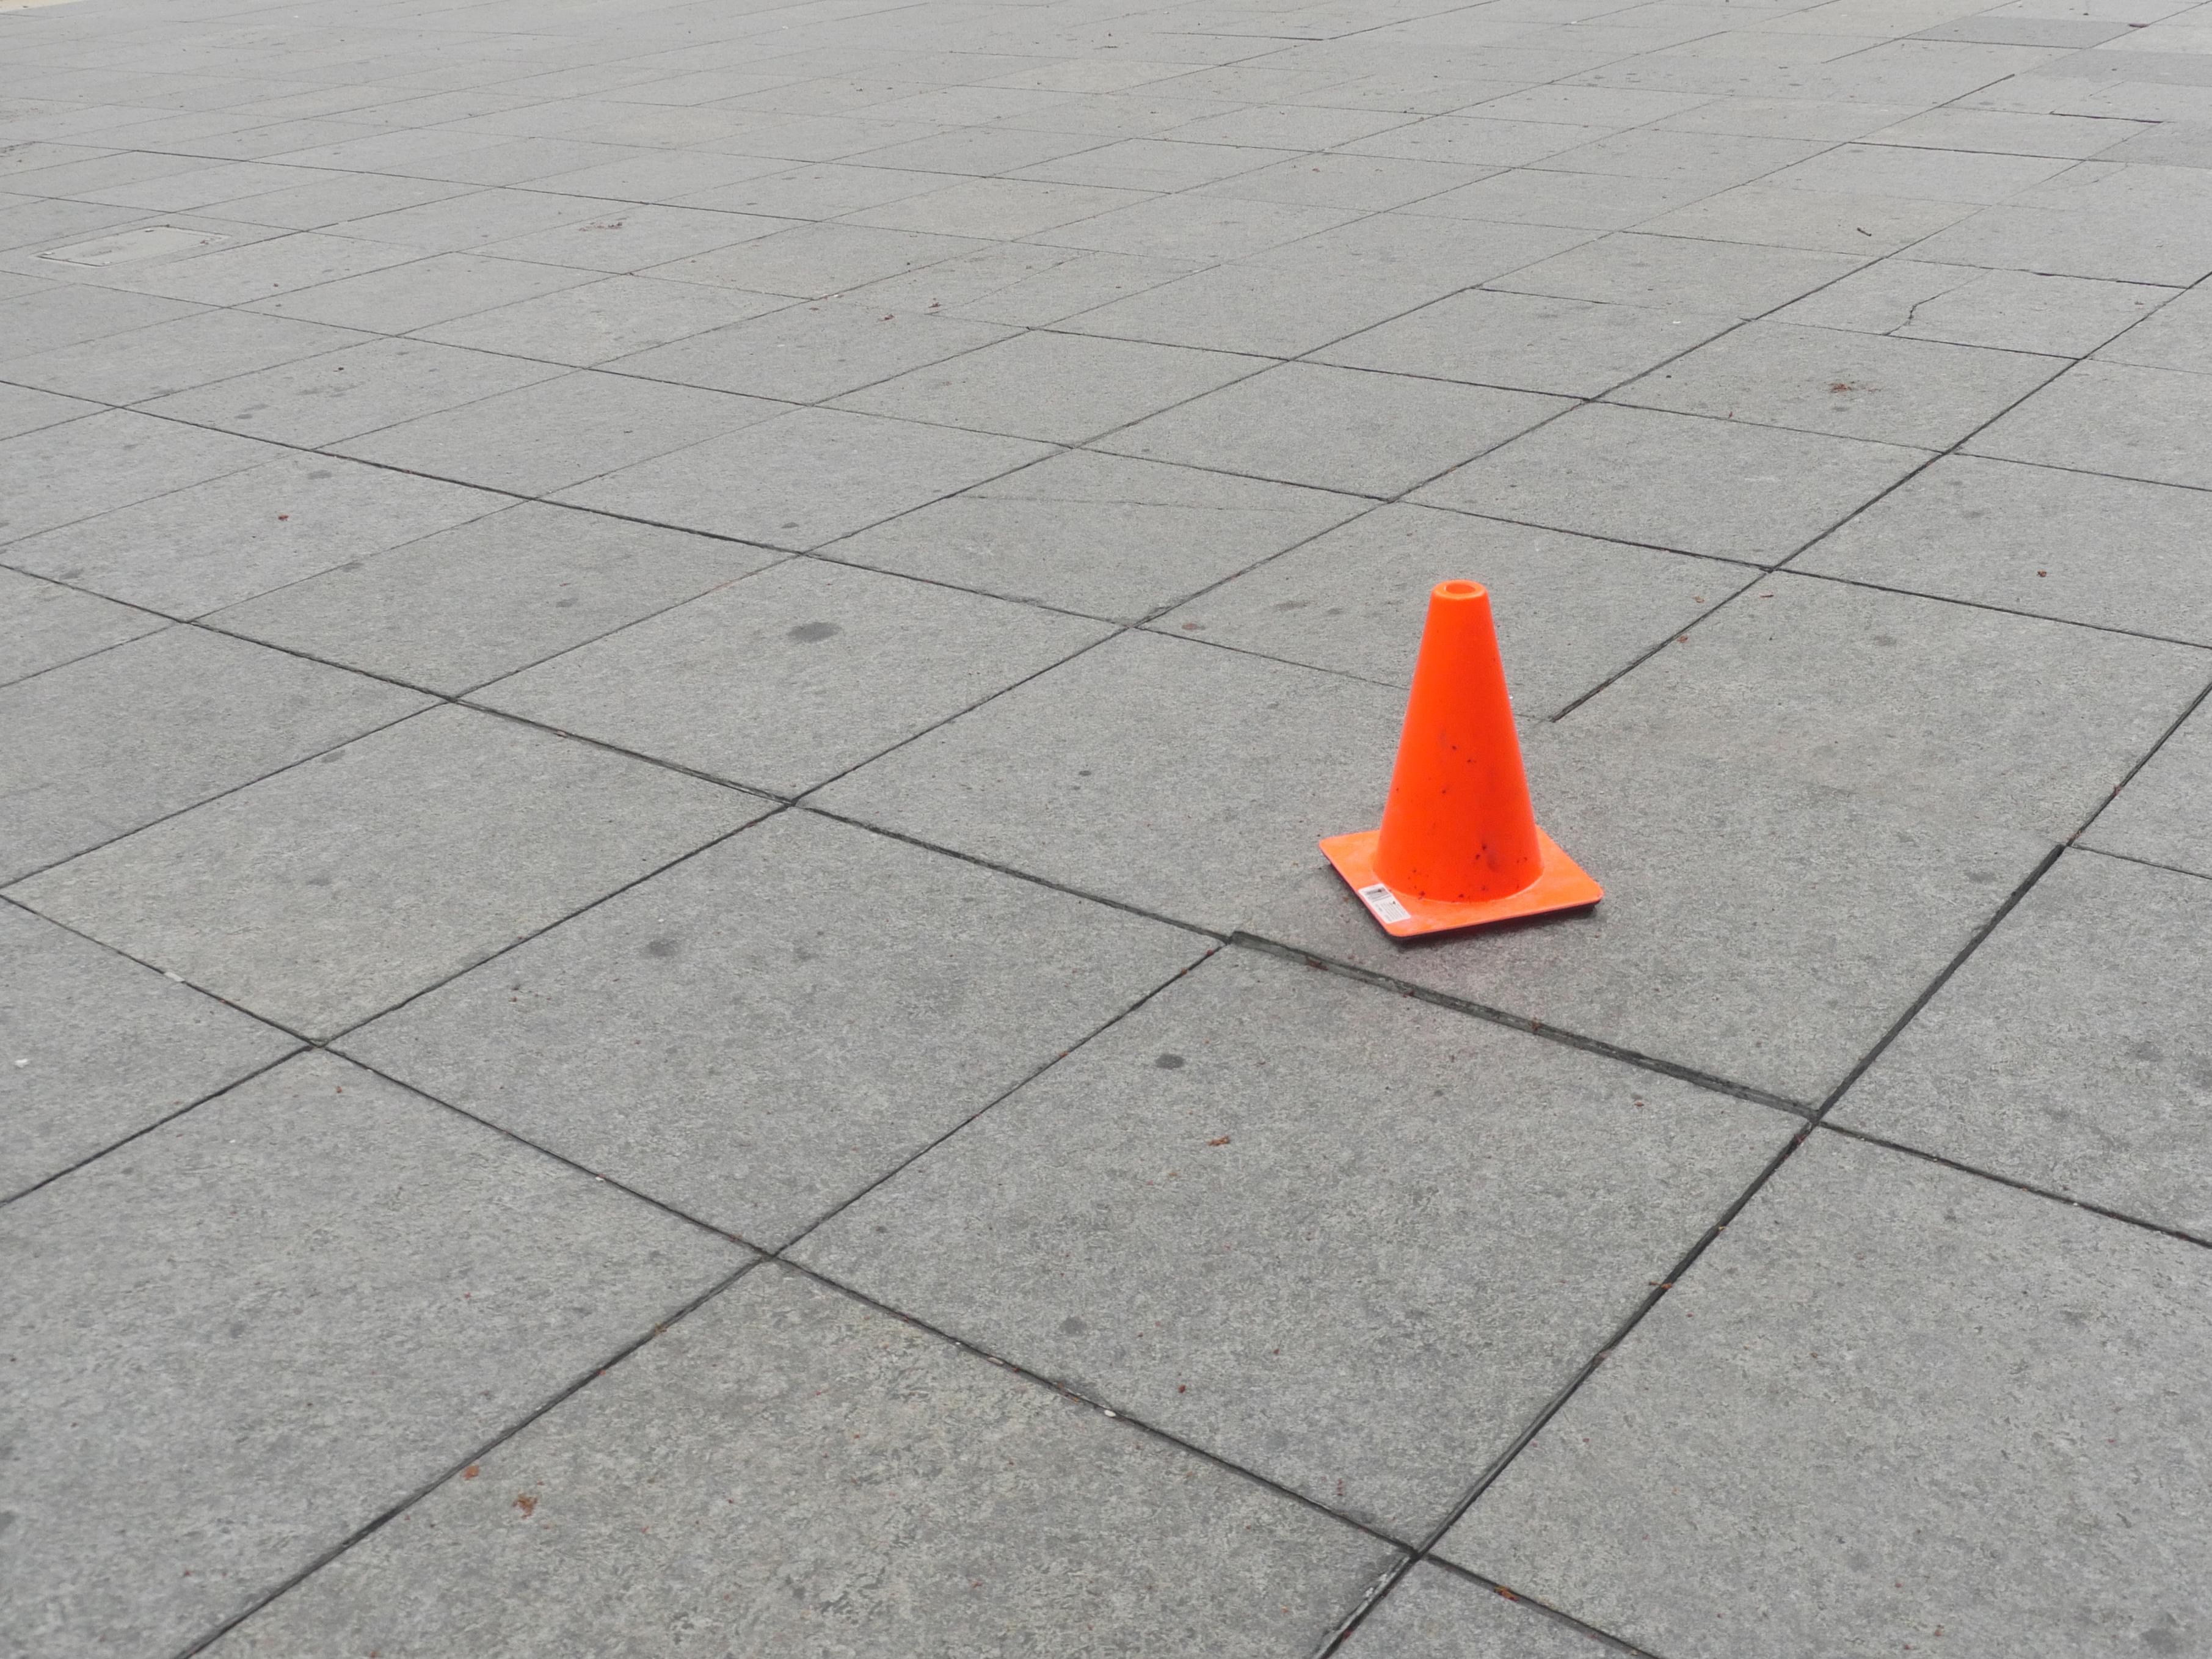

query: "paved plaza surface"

left=5, top=0, right=2212, bottom=1648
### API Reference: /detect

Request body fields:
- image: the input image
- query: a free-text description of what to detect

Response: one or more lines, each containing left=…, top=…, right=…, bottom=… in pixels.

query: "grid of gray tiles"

left=4, top=0, right=2211, bottom=1652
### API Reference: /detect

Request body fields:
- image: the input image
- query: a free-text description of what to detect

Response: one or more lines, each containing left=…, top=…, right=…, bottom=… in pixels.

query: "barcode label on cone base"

left=1356, top=883, right=1411, bottom=924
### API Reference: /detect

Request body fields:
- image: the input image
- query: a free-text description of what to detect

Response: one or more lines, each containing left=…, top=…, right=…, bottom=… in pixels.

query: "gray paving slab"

left=330, top=370, right=782, bottom=496
left=1491, top=232, right=1868, bottom=318
left=795, top=947, right=1788, bottom=1534
left=0, top=899, right=297, bottom=1198
left=0, top=280, right=202, bottom=360
left=0, top=567, right=163, bottom=685
left=1099, top=362, right=1571, bottom=497
left=1337, top=1564, right=1620, bottom=1658
left=245, top=249, right=597, bottom=332
left=136, top=334, right=567, bottom=447
left=321, top=187, right=615, bottom=253
left=812, top=629, right=1406, bottom=932
left=1775, top=260, right=2173, bottom=357
left=1836, top=848, right=2212, bottom=1238
left=2084, top=695, right=2212, bottom=879
left=410, top=273, right=789, bottom=365
left=0, top=1049, right=743, bottom=1659
left=832, top=327, right=1265, bottom=443
left=603, top=297, right=1011, bottom=403
left=645, top=219, right=987, bottom=298
left=1317, top=288, right=1736, bottom=398
left=1966, top=359, right=2212, bottom=489
left=201, top=1263, right=1395, bottom=1659
left=208, top=501, right=780, bottom=694
left=345, top=810, right=1206, bottom=1243
left=828, top=448, right=1364, bottom=621
left=0, top=382, right=100, bottom=441
left=0, top=407, right=275, bottom=545
left=0, top=624, right=427, bottom=883
left=1610, top=319, right=2064, bottom=448
left=7, top=705, right=766, bottom=1038
left=2097, top=282, right=2212, bottom=376
left=1439, top=1132, right=2212, bottom=1659
left=476, top=556, right=1109, bottom=795
left=1243, top=574, right=2208, bottom=1103
left=0, top=307, right=370, bottom=404
left=1155, top=502, right=1752, bottom=717
left=553, top=405, right=1050, bottom=550
left=8, top=451, right=504, bottom=616
left=1414, top=402, right=1927, bottom=563
left=1795, top=454, right=2212, bottom=643
left=117, top=230, right=426, bottom=306
left=1631, top=180, right=1976, bottom=255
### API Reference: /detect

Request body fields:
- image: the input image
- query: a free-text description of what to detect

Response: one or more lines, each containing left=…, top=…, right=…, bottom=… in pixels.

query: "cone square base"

left=1318, top=827, right=1602, bottom=939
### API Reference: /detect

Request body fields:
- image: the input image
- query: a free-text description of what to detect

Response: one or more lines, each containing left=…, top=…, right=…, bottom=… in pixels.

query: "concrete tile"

left=1493, top=232, right=1867, bottom=318
left=1319, top=288, right=1735, bottom=397
left=1196, top=153, right=1488, bottom=213
left=331, top=371, right=781, bottom=497
left=1836, top=849, right=2212, bottom=1237
left=1653, top=97, right=1935, bottom=140
left=346, top=811, right=1205, bottom=1242
left=836, top=330, right=1265, bottom=443
left=1863, top=106, right=2160, bottom=158
left=476, top=558, right=1108, bottom=795
left=473, top=204, right=793, bottom=272
left=1101, top=363, right=1571, bottom=497
left=1062, top=216, right=1590, bottom=357
left=9, top=706, right=766, bottom=1038
left=1632, top=181, right=1974, bottom=253
left=1776, top=260, right=2172, bottom=356
left=1967, top=360, right=2212, bottom=489
left=0, top=380, right=98, bottom=439
left=882, top=245, right=1205, bottom=326
left=1440, top=1132, right=2212, bottom=1659
left=1907, top=200, right=2212, bottom=286
left=1243, top=575, right=2205, bottom=1101
left=202, top=1264, right=1392, bottom=1659
left=1416, top=403, right=1926, bottom=562
left=0, top=409, right=275, bottom=545
left=321, top=186, right=619, bottom=252
left=0, top=1049, right=741, bottom=1659
left=812, top=629, right=1405, bottom=931
left=410, top=274, right=790, bottom=365
left=1157, top=503, right=1752, bottom=717
left=1340, top=114, right=1610, bottom=167
left=208, top=502, right=779, bottom=695
left=0, top=627, right=427, bottom=884
left=603, top=299, right=1010, bottom=403
left=1796, top=455, right=2212, bottom=643
left=1039, top=193, right=1361, bottom=262
left=646, top=221, right=988, bottom=299
left=674, top=161, right=950, bottom=221
left=1765, top=139, right=2075, bottom=202
left=2084, top=698, right=2212, bottom=878
left=247, top=250, right=595, bottom=332
left=1016, top=135, right=1302, bottom=189
left=0, top=199, right=149, bottom=257
left=209, top=171, right=475, bottom=231
left=0, top=568, right=162, bottom=686
left=793, top=947, right=1789, bottom=1534
left=553, top=406, right=1050, bottom=550
left=2097, top=283, right=2212, bottom=376
left=829, top=449, right=1365, bottom=621
left=1338, top=1562, right=1619, bottom=1658
left=1612, top=320, right=2064, bottom=447
left=0, top=900, right=297, bottom=1198
left=1, top=307, right=369, bottom=404
left=0, top=281, right=202, bottom=361
left=843, top=175, right=1145, bottom=239
left=1543, top=128, right=1830, bottom=187
left=519, top=148, right=791, bottom=203
left=136, top=336, right=566, bottom=447
left=118, top=230, right=424, bottom=305
left=10, top=452, right=503, bottom=616
left=1405, top=166, right=1713, bottom=230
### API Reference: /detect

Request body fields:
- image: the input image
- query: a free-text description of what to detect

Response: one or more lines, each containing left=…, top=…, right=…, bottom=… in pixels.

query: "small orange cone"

left=1320, top=580, right=1600, bottom=938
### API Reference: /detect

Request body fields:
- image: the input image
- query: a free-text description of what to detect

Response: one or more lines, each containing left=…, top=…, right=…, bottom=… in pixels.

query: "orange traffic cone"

left=1321, top=580, right=1600, bottom=938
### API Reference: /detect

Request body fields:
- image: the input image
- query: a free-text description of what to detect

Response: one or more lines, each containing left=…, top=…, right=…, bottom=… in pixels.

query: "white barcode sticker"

left=1356, top=882, right=1411, bottom=924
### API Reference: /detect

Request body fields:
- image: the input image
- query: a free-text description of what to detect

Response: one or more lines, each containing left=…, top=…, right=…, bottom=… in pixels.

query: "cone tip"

left=1432, top=579, right=1486, bottom=602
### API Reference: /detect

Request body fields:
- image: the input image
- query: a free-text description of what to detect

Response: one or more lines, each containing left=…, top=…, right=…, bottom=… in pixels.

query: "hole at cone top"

left=1436, top=580, right=1485, bottom=600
